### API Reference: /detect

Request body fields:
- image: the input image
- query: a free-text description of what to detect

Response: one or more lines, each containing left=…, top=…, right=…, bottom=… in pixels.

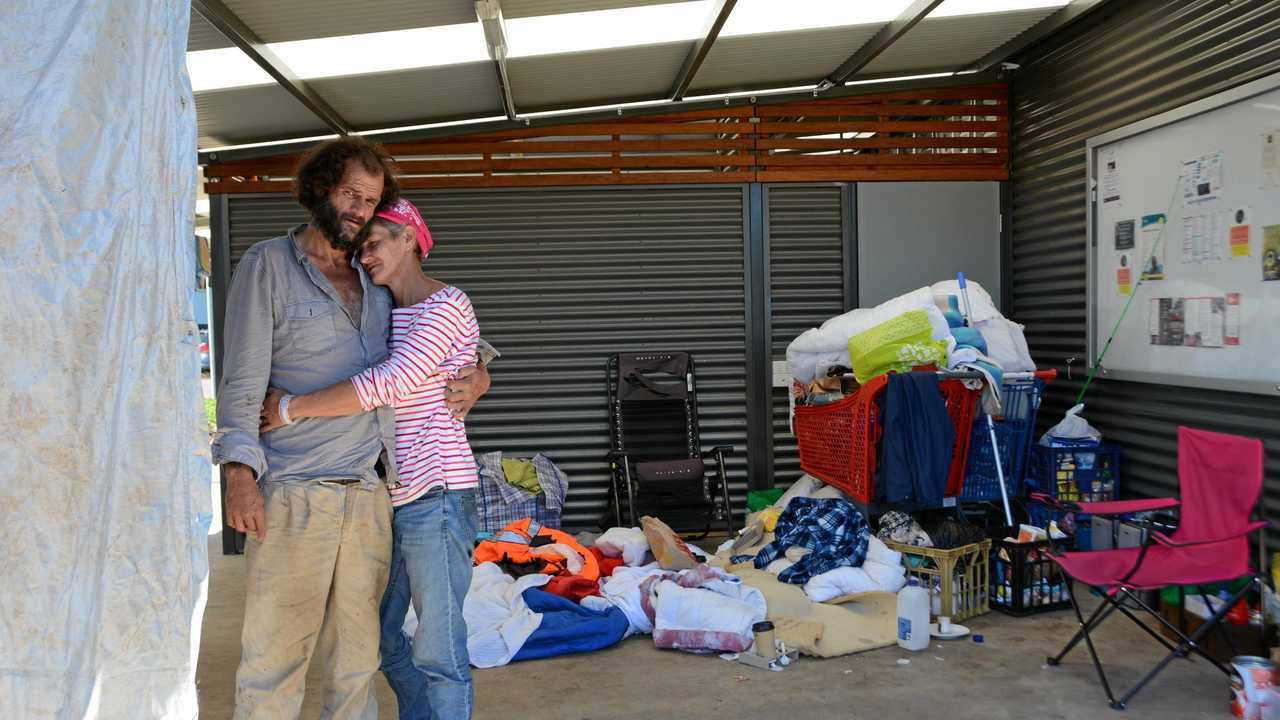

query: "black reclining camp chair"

left=606, top=352, right=734, bottom=537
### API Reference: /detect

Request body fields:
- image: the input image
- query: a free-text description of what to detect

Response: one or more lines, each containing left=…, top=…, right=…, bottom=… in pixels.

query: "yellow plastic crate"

left=885, top=539, right=991, bottom=622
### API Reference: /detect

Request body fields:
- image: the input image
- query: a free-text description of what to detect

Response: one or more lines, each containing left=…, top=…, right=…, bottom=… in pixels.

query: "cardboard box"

left=1158, top=600, right=1275, bottom=664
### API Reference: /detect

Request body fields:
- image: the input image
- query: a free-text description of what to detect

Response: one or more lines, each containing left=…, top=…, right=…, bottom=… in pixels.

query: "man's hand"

left=259, top=387, right=288, bottom=434
left=446, top=364, right=491, bottom=420
left=224, top=463, right=266, bottom=540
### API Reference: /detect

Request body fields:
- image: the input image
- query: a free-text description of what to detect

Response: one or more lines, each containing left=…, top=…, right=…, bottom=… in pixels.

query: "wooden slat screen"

left=205, top=83, right=1008, bottom=192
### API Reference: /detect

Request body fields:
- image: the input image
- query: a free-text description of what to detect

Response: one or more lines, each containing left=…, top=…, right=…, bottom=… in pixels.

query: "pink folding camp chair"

left=1033, top=426, right=1268, bottom=710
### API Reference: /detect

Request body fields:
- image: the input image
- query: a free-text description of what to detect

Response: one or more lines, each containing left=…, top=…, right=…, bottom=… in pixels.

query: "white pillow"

left=864, top=560, right=908, bottom=594
left=595, top=526, right=650, bottom=566
left=865, top=535, right=902, bottom=567
left=803, top=566, right=879, bottom=602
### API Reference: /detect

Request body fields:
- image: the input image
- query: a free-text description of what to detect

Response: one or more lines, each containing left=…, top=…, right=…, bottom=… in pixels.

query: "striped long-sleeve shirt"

left=351, top=285, right=479, bottom=506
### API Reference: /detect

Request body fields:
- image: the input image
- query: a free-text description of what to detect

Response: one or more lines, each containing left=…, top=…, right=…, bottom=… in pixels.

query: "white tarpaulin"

left=0, top=2, right=210, bottom=717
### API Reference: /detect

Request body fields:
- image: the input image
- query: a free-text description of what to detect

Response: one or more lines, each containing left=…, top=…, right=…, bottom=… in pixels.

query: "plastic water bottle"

left=897, top=578, right=930, bottom=651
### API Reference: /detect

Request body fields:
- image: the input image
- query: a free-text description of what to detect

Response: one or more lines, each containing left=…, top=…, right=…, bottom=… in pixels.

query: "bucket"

left=1231, top=656, right=1278, bottom=719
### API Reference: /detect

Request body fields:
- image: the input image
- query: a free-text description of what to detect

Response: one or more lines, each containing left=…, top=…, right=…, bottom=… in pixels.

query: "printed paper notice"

left=1264, top=131, right=1280, bottom=190
left=1182, top=151, right=1222, bottom=203
left=1149, top=298, right=1184, bottom=346
left=1265, top=225, right=1280, bottom=282
left=1140, top=213, right=1167, bottom=280
left=1150, top=296, right=1227, bottom=349
left=1115, top=219, right=1135, bottom=250
left=1225, top=293, right=1240, bottom=346
left=1182, top=297, right=1224, bottom=348
left=1181, top=211, right=1223, bottom=264
left=1116, top=254, right=1132, bottom=296
left=1101, top=147, right=1122, bottom=205
left=1229, top=207, right=1252, bottom=258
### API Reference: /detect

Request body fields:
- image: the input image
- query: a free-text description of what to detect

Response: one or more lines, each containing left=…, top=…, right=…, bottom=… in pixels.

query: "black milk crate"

left=991, top=532, right=1072, bottom=616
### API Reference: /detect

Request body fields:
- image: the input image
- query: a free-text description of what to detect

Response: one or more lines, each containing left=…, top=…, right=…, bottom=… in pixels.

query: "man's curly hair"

left=292, top=137, right=400, bottom=213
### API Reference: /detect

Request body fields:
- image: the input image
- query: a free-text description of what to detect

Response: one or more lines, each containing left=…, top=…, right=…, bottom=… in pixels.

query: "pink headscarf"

left=375, top=198, right=434, bottom=256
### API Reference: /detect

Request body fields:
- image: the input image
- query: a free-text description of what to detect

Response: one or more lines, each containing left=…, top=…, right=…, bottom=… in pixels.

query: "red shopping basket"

left=794, top=373, right=980, bottom=505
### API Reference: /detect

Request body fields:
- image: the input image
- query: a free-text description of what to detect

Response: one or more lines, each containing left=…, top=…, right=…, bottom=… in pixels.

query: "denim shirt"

left=212, top=225, right=398, bottom=490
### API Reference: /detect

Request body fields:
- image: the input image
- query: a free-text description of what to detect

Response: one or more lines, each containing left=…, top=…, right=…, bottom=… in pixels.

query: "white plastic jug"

left=897, top=577, right=930, bottom=651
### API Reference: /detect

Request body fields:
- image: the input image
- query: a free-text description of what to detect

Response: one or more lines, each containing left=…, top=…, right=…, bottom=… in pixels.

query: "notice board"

left=1087, top=73, right=1280, bottom=396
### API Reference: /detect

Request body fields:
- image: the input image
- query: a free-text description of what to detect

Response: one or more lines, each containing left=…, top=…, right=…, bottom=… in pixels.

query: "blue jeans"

left=379, top=489, right=478, bottom=720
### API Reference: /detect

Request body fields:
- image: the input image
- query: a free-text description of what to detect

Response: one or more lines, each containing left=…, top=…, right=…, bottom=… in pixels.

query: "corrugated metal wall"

left=1010, top=0, right=1280, bottom=516
left=222, top=187, right=752, bottom=530
left=765, top=185, right=849, bottom=483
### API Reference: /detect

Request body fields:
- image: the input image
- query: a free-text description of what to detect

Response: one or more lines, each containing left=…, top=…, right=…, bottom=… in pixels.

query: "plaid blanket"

left=732, top=497, right=870, bottom=585
left=476, top=452, right=568, bottom=532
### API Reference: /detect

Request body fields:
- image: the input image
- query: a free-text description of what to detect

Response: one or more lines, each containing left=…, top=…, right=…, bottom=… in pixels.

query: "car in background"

left=199, top=328, right=210, bottom=373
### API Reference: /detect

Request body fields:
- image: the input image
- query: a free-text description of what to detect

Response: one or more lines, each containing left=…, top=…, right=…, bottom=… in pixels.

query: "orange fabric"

left=473, top=518, right=600, bottom=581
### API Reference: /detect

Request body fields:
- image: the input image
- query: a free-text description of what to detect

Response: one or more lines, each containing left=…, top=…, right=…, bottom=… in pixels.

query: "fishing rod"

left=1074, top=173, right=1183, bottom=405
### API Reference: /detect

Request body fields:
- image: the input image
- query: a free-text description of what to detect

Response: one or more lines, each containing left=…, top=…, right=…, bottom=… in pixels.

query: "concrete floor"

left=196, top=533, right=1235, bottom=720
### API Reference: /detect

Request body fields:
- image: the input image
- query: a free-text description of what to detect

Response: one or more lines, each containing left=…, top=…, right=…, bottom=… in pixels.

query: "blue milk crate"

left=1027, top=444, right=1121, bottom=549
left=959, top=376, right=1046, bottom=502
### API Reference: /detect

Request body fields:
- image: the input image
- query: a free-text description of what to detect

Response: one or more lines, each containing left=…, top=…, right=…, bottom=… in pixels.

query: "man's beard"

left=312, top=197, right=368, bottom=252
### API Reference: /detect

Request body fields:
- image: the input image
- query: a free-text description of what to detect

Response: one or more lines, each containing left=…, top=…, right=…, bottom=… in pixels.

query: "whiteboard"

left=1087, top=73, right=1280, bottom=396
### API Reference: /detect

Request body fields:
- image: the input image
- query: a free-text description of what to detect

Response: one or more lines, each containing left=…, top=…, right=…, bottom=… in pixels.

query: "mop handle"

left=957, top=272, right=974, bottom=327
left=987, top=413, right=1014, bottom=527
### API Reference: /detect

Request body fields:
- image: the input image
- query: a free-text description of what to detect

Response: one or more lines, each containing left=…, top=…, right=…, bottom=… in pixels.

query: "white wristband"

left=279, top=394, right=297, bottom=426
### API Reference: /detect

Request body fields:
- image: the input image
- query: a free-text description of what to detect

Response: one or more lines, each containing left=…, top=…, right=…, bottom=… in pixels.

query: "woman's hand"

left=259, top=387, right=288, bottom=434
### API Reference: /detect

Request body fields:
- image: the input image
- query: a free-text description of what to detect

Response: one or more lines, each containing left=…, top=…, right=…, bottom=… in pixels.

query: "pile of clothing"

left=463, top=514, right=768, bottom=667
left=786, top=279, right=1034, bottom=407
left=728, top=476, right=908, bottom=603
left=465, top=517, right=629, bottom=667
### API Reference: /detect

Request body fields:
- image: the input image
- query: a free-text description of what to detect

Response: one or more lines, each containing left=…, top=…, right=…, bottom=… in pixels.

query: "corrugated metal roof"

left=310, top=63, right=502, bottom=127
left=220, top=0, right=475, bottom=42
left=191, top=1, right=1101, bottom=149
left=188, top=12, right=232, bottom=51
left=196, top=85, right=331, bottom=147
left=690, top=25, right=882, bottom=94
left=503, top=0, right=706, bottom=19
left=509, top=44, right=689, bottom=109
left=863, top=9, right=1059, bottom=74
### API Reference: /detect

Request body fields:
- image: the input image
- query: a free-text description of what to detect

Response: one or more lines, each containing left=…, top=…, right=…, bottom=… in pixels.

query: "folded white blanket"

left=786, top=287, right=947, bottom=383
left=976, top=317, right=1035, bottom=372
left=787, top=278, right=1037, bottom=384
left=931, top=279, right=1000, bottom=324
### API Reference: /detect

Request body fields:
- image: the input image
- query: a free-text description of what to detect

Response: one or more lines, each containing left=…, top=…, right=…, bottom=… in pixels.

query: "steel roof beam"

left=476, top=0, right=518, bottom=120
left=670, top=0, right=738, bottom=101
left=814, top=0, right=946, bottom=95
left=191, top=0, right=351, bottom=135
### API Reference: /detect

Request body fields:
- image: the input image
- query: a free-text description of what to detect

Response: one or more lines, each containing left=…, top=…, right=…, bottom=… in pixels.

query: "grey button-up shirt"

left=211, top=225, right=398, bottom=489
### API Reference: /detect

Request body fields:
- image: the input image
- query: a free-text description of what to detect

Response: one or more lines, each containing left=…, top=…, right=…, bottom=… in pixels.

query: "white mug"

left=938, top=616, right=952, bottom=634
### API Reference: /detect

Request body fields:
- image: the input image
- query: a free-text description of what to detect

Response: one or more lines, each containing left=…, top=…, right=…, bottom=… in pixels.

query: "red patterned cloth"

left=589, top=547, right=625, bottom=578
left=542, top=575, right=600, bottom=602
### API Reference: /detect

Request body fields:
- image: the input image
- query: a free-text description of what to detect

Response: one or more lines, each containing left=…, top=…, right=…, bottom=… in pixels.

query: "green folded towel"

left=848, top=309, right=949, bottom=384
left=501, top=459, right=541, bottom=494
